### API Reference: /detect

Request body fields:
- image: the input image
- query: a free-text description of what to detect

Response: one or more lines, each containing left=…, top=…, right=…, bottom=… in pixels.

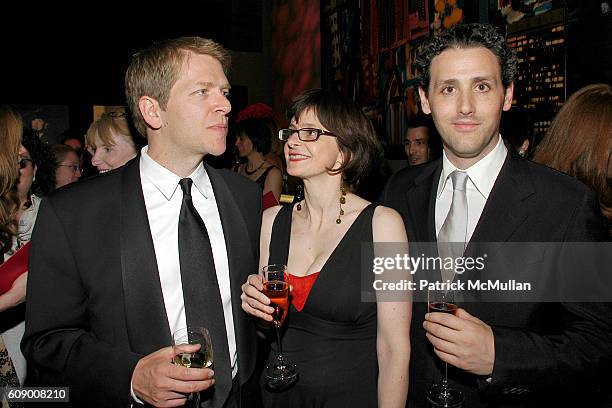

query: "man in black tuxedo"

left=23, top=37, right=262, bottom=407
left=384, top=24, right=612, bottom=407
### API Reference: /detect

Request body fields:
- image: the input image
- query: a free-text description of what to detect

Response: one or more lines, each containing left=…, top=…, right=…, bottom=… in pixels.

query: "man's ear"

left=139, top=96, right=163, bottom=130
left=502, top=82, right=514, bottom=111
left=418, top=86, right=431, bottom=114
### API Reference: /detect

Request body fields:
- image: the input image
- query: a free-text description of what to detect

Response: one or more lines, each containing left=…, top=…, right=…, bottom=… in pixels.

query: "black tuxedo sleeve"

left=486, top=189, right=612, bottom=397
left=22, top=199, right=141, bottom=407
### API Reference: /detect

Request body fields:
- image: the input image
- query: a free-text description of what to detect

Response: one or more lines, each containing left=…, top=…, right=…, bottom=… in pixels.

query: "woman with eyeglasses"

left=0, top=106, right=29, bottom=398
left=85, top=111, right=141, bottom=174
left=51, top=144, right=82, bottom=189
left=241, top=89, right=411, bottom=407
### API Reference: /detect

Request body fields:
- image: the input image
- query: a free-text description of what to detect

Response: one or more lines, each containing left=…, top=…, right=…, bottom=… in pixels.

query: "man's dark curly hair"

left=414, top=23, right=518, bottom=92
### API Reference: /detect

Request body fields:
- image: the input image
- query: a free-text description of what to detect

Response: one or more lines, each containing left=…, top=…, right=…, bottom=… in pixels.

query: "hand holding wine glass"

left=426, top=288, right=463, bottom=407
left=131, top=345, right=214, bottom=407
left=426, top=305, right=496, bottom=376
left=261, top=264, right=297, bottom=389
left=173, top=327, right=215, bottom=406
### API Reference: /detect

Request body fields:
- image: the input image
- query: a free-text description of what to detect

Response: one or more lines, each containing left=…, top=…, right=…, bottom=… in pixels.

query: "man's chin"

left=206, top=143, right=227, bottom=157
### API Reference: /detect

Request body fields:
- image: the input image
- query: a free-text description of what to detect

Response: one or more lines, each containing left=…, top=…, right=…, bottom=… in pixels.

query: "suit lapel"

left=467, top=152, right=534, bottom=246
left=207, top=166, right=258, bottom=386
left=206, top=166, right=253, bottom=311
left=120, top=158, right=172, bottom=355
left=408, top=162, right=442, bottom=243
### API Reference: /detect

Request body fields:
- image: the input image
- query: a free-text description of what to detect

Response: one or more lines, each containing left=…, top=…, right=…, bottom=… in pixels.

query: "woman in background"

left=234, top=118, right=283, bottom=208
left=51, top=144, right=82, bottom=189
left=18, top=129, right=54, bottom=219
left=533, top=83, right=612, bottom=230
left=85, top=111, right=141, bottom=174
left=0, top=106, right=26, bottom=398
left=0, top=128, right=53, bottom=394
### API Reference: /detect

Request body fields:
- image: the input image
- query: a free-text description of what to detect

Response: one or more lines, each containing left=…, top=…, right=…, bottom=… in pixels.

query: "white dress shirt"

left=139, top=146, right=237, bottom=376
left=435, top=135, right=508, bottom=241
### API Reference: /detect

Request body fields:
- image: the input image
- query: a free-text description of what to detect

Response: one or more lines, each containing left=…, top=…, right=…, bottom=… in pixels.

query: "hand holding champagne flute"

left=262, top=264, right=297, bottom=389
left=427, top=289, right=463, bottom=407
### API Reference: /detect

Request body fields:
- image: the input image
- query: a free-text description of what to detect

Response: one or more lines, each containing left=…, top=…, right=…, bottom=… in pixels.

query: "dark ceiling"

left=1, top=1, right=263, bottom=106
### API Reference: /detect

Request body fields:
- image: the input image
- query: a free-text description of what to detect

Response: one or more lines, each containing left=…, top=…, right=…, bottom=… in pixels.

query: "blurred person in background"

left=50, top=144, right=81, bottom=189
left=21, top=129, right=55, bottom=202
left=85, top=111, right=142, bottom=174
left=404, top=114, right=439, bottom=167
left=0, top=129, right=54, bottom=395
left=0, top=106, right=27, bottom=398
left=30, top=116, right=49, bottom=143
left=234, top=118, right=283, bottom=208
left=236, top=103, right=284, bottom=171
left=534, top=83, right=612, bottom=229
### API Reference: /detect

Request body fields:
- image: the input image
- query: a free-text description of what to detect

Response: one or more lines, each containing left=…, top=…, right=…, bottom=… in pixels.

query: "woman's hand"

left=240, top=274, right=274, bottom=322
left=0, top=272, right=27, bottom=312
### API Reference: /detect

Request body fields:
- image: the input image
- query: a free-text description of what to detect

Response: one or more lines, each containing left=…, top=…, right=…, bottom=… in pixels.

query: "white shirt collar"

left=437, top=135, right=508, bottom=199
left=140, top=146, right=211, bottom=200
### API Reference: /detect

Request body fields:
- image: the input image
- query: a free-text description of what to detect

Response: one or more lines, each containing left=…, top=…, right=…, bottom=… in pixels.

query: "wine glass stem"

left=275, top=322, right=284, bottom=367
left=441, top=362, right=449, bottom=398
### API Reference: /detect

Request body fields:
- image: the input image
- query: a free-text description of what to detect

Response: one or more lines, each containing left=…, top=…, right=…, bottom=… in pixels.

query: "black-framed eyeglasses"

left=57, top=164, right=82, bottom=173
left=278, top=128, right=337, bottom=142
left=18, top=158, right=33, bottom=169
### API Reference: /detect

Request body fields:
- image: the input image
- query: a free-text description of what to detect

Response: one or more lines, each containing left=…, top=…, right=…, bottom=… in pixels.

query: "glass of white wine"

left=173, top=327, right=214, bottom=406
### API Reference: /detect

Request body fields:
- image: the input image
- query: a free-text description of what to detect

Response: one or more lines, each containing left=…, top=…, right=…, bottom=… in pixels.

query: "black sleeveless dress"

left=262, top=203, right=379, bottom=408
left=255, top=166, right=276, bottom=190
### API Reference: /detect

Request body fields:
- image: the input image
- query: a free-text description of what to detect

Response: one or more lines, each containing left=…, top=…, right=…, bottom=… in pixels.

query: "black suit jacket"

left=22, top=158, right=262, bottom=407
left=384, top=152, right=612, bottom=407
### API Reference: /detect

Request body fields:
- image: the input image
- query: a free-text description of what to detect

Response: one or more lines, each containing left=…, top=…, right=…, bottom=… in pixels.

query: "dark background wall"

left=2, top=1, right=610, bottom=155
left=1, top=1, right=270, bottom=144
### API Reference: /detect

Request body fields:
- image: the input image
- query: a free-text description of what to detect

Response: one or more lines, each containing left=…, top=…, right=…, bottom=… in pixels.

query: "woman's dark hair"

left=414, top=23, right=518, bottom=92
left=21, top=128, right=56, bottom=197
left=234, top=118, right=273, bottom=155
left=287, top=88, right=383, bottom=191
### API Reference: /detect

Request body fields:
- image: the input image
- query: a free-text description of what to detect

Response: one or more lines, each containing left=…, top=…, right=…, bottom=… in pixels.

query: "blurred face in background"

left=18, top=145, right=36, bottom=200
left=31, top=118, right=45, bottom=131
left=88, top=131, right=137, bottom=173
left=55, top=150, right=81, bottom=188
left=234, top=133, right=254, bottom=157
left=405, top=126, right=430, bottom=166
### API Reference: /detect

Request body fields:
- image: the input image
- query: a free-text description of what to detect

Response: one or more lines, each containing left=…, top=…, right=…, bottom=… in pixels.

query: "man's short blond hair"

left=125, top=37, right=230, bottom=136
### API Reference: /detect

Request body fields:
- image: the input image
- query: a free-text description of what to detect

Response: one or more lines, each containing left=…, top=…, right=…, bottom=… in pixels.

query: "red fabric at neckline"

left=287, top=272, right=320, bottom=312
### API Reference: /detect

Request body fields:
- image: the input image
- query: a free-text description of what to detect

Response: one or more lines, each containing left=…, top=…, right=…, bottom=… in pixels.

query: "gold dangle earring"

left=336, top=185, right=347, bottom=224
left=296, top=184, right=303, bottom=211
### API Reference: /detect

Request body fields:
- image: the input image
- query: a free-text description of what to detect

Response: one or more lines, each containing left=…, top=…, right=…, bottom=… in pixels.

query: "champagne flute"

left=173, top=327, right=214, bottom=406
left=262, top=264, right=297, bottom=389
left=427, top=289, right=463, bottom=407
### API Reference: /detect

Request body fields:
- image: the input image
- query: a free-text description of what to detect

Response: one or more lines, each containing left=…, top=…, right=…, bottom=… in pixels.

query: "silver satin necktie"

left=437, top=170, right=469, bottom=283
